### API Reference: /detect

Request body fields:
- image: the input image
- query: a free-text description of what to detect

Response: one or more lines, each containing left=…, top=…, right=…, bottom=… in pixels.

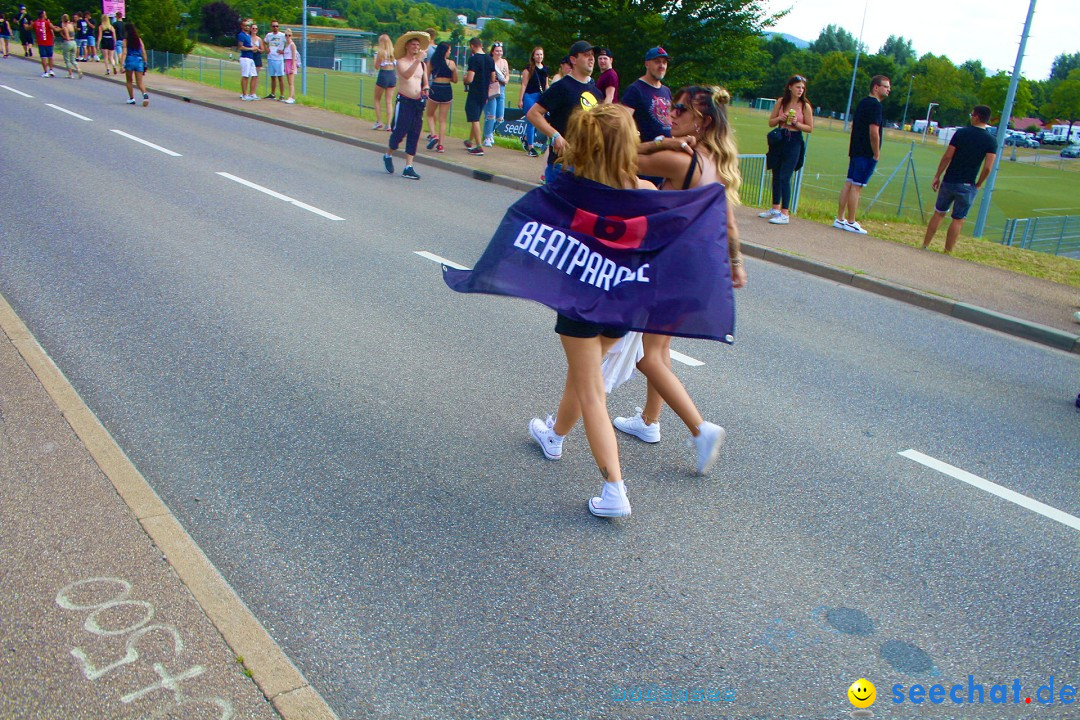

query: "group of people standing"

left=235, top=18, right=300, bottom=103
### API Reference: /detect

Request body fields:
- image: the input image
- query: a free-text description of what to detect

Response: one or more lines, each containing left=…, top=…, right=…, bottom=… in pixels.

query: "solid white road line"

left=45, top=103, right=92, bottom=121
left=109, top=129, right=182, bottom=157
left=669, top=349, right=704, bottom=367
left=1, top=85, right=34, bottom=98
left=899, top=449, right=1080, bottom=532
left=414, top=250, right=469, bottom=270
left=215, top=172, right=343, bottom=220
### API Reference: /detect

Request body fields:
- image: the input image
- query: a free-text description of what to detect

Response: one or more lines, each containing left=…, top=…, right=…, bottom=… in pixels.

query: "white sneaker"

left=832, top=218, right=849, bottom=230
left=843, top=220, right=868, bottom=234
left=613, top=408, right=660, bottom=443
left=284, top=97, right=295, bottom=104
left=758, top=208, right=781, bottom=219
left=589, top=481, right=631, bottom=518
left=692, top=421, right=727, bottom=475
left=769, top=214, right=790, bottom=224
left=529, top=415, right=564, bottom=460
left=482, top=136, right=494, bottom=147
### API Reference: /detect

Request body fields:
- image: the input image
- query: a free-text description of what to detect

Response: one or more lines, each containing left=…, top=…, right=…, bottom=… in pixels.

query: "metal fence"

left=737, top=154, right=804, bottom=212
left=1000, top=215, right=1080, bottom=257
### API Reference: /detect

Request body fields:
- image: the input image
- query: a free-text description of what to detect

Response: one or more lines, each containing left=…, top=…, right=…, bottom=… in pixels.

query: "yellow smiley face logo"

left=848, top=678, right=876, bottom=708
left=579, top=91, right=598, bottom=111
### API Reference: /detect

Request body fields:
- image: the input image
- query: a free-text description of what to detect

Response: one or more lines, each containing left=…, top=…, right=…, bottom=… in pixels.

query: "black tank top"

left=101, top=28, right=114, bottom=41
left=525, top=66, right=547, bottom=94
left=432, top=61, right=453, bottom=80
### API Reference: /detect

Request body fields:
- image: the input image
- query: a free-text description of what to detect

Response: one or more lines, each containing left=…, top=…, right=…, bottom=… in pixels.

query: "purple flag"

left=444, top=172, right=735, bottom=342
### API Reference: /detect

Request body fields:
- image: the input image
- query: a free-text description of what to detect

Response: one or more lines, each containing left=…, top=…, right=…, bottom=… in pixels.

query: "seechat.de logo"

left=570, top=208, right=648, bottom=249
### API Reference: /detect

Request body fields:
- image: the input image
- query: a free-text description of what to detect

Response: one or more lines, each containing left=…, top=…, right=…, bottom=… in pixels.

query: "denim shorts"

left=935, top=181, right=978, bottom=219
left=846, top=156, right=878, bottom=187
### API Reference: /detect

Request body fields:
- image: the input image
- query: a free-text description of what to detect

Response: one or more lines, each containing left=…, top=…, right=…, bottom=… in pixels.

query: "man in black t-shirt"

left=834, top=75, right=891, bottom=234
left=526, top=39, right=601, bottom=182
left=463, top=37, right=495, bottom=156
left=922, top=104, right=997, bottom=253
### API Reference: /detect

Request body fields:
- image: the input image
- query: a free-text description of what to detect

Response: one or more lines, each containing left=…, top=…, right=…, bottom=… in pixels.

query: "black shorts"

left=429, top=82, right=452, bottom=104
left=465, top=93, right=485, bottom=122
left=555, top=313, right=629, bottom=339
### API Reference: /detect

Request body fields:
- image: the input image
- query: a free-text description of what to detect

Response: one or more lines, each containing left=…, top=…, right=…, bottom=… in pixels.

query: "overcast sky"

left=762, top=0, right=1075, bottom=81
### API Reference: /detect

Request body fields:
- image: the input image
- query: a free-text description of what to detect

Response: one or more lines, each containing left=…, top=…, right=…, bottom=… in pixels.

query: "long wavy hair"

left=431, top=41, right=451, bottom=75
left=561, top=104, right=639, bottom=190
left=376, top=34, right=393, bottom=60
left=780, top=74, right=812, bottom=115
left=676, top=85, right=741, bottom=204
left=527, top=46, right=544, bottom=76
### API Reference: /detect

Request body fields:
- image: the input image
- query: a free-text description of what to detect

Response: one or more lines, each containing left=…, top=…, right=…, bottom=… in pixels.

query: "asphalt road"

left=2, top=61, right=1078, bottom=720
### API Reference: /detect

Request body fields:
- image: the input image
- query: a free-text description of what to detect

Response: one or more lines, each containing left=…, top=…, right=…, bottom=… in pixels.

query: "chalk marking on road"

left=414, top=250, right=469, bottom=270
left=46, top=103, right=92, bottom=121
left=109, top=129, right=182, bottom=157
left=1, top=84, right=34, bottom=98
left=216, top=171, right=344, bottom=220
left=669, top=349, right=704, bottom=367
left=899, top=449, right=1080, bottom=531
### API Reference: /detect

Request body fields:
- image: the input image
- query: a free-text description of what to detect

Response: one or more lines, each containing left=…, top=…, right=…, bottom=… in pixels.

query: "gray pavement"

left=1, top=55, right=1078, bottom=720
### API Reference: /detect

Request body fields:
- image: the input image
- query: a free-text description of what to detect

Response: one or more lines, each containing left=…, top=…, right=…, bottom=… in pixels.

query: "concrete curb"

left=0, top=291, right=340, bottom=720
left=742, top=241, right=1080, bottom=353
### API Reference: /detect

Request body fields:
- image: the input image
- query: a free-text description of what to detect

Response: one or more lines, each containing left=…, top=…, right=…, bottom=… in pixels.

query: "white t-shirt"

left=265, top=31, right=286, bottom=56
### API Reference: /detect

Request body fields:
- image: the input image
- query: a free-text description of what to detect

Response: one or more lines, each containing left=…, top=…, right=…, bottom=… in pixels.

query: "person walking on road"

left=426, top=42, right=457, bottom=153
left=97, top=15, right=118, bottom=75
left=31, top=11, right=57, bottom=77
left=609, top=86, right=744, bottom=475
left=282, top=28, right=299, bottom=103
left=58, top=14, right=81, bottom=79
left=760, top=74, right=813, bottom=225
left=518, top=46, right=548, bottom=156
left=527, top=103, right=654, bottom=518
left=237, top=19, right=256, bottom=101
left=382, top=31, right=430, bottom=180
left=463, top=36, right=495, bottom=156
left=373, top=34, right=396, bottom=130
left=263, top=20, right=286, bottom=99
left=119, top=22, right=150, bottom=106
left=525, top=40, right=601, bottom=183
left=922, top=104, right=997, bottom=254
left=834, top=74, right=890, bottom=234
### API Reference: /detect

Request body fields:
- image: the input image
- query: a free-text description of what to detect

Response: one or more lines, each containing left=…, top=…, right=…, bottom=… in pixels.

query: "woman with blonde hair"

left=372, top=33, right=396, bottom=130
left=97, top=14, right=118, bottom=75
left=482, top=41, right=510, bottom=146
left=610, top=85, right=746, bottom=474
left=282, top=28, right=299, bottom=103
left=527, top=103, right=653, bottom=518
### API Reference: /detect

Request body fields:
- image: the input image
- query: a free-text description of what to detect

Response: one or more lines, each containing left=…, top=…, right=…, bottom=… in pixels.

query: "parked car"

left=1037, top=131, right=1067, bottom=145
left=1061, top=144, right=1080, bottom=158
left=1004, top=134, right=1040, bottom=148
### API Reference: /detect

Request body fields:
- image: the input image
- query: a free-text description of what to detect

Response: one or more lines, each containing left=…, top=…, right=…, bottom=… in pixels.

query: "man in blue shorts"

left=922, top=105, right=997, bottom=253
left=834, top=74, right=891, bottom=234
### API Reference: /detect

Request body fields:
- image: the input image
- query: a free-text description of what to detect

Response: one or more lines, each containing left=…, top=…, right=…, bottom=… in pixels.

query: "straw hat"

left=394, top=31, right=431, bottom=59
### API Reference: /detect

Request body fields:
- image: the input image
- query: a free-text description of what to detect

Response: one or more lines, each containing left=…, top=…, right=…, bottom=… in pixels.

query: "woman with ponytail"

left=527, top=103, right=653, bottom=518
left=610, top=85, right=745, bottom=475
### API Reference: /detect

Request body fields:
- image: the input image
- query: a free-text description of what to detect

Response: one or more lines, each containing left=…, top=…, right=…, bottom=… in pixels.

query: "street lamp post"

left=901, top=75, right=914, bottom=131
left=841, top=0, right=870, bottom=133
left=921, top=103, right=938, bottom=143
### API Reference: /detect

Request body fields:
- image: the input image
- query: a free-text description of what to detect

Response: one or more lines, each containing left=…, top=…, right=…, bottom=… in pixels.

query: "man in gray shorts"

left=921, top=104, right=997, bottom=253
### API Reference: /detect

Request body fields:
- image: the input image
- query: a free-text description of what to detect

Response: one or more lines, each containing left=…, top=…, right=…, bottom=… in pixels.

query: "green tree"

left=1050, top=52, right=1080, bottom=82
left=128, top=0, right=196, bottom=54
left=812, top=51, right=862, bottom=114
left=809, top=23, right=858, bottom=54
left=959, top=59, right=986, bottom=86
left=909, top=53, right=975, bottom=126
left=878, top=35, right=914, bottom=67
left=508, top=0, right=776, bottom=92
left=978, top=71, right=1034, bottom=122
left=1043, top=68, right=1080, bottom=138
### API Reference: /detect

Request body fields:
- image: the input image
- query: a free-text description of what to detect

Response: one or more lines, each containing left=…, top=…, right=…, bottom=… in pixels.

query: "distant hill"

left=762, top=31, right=810, bottom=49
left=429, top=0, right=516, bottom=18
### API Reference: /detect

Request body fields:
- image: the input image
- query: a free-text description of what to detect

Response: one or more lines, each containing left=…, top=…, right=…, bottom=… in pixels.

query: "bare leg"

left=944, top=218, right=965, bottom=253
left=553, top=335, right=617, bottom=436
left=844, top=185, right=864, bottom=222
left=560, top=335, right=622, bottom=484
left=373, top=86, right=384, bottom=124
left=922, top=210, right=946, bottom=249
left=125, top=69, right=134, bottom=99
left=637, top=333, right=704, bottom=436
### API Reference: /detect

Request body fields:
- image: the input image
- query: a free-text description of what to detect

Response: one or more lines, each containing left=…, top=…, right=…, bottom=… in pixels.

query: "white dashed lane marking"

left=215, top=172, right=343, bottom=220
left=46, top=103, right=92, bottom=121
left=1, top=85, right=34, bottom=98
left=899, top=449, right=1080, bottom=531
left=110, top=129, right=182, bottom=157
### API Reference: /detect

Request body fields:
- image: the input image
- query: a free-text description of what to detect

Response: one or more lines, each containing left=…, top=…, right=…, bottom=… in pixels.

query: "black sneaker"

left=402, top=166, right=420, bottom=180
left=383, top=154, right=394, bottom=174
left=467, top=147, right=485, bottom=156
left=527, top=147, right=539, bottom=157
left=426, top=135, right=439, bottom=150
left=265, top=93, right=275, bottom=99
left=520, top=135, right=529, bottom=151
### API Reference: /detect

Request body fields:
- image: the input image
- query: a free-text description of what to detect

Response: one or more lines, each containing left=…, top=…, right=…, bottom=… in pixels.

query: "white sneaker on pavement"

left=843, top=220, right=868, bottom=234
left=529, top=415, right=564, bottom=460
left=758, top=208, right=781, bottom=219
left=692, top=421, right=727, bottom=475
left=832, top=218, right=849, bottom=230
left=769, top=214, right=790, bottom=224
left=589, top=481, right=631, bottom=518
left=613, top=408, right=660, bottom=443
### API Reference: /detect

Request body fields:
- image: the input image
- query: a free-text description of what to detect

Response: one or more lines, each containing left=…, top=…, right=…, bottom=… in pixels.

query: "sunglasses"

left=793, top=75, right=806, bottom=82
left=492, top=42, right=503, bottom=47
left=671, top=102, right=693, bottom=116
